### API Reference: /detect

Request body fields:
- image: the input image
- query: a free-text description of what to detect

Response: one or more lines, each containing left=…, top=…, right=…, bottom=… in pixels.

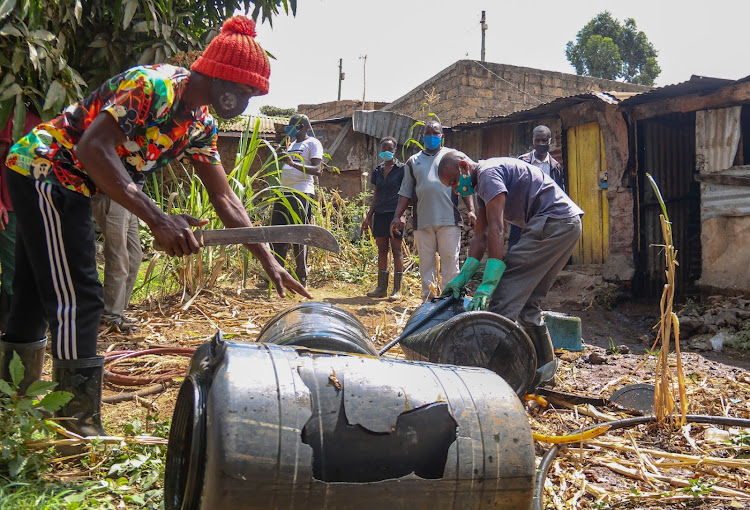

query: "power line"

left=473, top=60, right=546, bottom=106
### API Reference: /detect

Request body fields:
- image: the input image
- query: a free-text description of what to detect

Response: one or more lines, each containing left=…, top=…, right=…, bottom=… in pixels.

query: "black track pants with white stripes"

left=6, top=171, right=103, bottom=360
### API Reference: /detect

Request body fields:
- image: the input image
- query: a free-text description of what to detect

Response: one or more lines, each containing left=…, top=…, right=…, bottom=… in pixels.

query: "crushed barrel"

left=165, top=333, right=535, bottom=509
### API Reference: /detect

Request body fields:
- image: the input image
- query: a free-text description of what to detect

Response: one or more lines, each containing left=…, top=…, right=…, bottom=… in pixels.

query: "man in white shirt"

left=270, top=114, right=324, bottom=287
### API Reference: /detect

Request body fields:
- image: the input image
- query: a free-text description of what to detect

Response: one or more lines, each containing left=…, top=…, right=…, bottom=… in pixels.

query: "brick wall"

left=384, top=60, right=650, bottom=127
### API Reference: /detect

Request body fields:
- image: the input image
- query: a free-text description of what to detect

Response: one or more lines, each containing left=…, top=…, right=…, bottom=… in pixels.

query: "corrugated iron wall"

left=447, top=130, right=482, bottom=160
left=635, top=113, right=701, bottom=298
left=481, top=125, right=514, bottom=159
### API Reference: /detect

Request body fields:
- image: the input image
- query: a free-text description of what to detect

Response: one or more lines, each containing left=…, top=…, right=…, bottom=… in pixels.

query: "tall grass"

left=136, top=117, right=382, bottom=303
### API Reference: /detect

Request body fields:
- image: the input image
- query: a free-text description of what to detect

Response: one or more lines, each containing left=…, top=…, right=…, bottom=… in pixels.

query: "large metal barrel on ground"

left=256, top=301, right=378, bottom=356
left=166, top=333, right=535, bottom=510
left=400, top=298, right=537, bottom=396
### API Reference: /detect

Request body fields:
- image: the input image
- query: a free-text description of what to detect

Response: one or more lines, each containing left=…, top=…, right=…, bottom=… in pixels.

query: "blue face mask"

left=285, top=126, right=298, bottom=138
left=423, top=134, right=442, bottom=151
left=379, top=151, right=394, bottom=161
left=458, top=172, right=475, bottom=196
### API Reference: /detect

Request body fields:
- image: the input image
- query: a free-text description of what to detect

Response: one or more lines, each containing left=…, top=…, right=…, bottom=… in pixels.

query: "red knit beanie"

left=191, top=15, right=270, bottom=95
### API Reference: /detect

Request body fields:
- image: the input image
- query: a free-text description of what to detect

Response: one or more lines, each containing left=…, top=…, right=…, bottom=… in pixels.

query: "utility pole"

left=480, top=11, right=487, bottom=62
left=337, top=58, right=345, bottom=100
left=360, top=54, right=367, bottom=105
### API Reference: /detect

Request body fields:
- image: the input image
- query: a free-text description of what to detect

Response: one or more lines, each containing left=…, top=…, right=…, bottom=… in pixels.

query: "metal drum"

left=256, top=301, right=378, bottom=356
left=400, top=299, right=536, bottom=396
left=166, top=332, right=535, bottom=510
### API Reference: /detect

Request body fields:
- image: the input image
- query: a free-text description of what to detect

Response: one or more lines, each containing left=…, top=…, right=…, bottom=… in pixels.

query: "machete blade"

left=197, top=225, right=340, bottom=253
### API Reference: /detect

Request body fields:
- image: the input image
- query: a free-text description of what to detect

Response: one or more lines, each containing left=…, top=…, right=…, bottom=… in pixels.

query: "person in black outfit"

left=361, top=137, right=405, bottom=299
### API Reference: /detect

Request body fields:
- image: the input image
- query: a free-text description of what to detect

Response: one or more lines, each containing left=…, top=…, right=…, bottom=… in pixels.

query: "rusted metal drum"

left=256, top=301, right=378, bottom=356
left=166, top=332, right=535, bottom=510
left=400, top=299, right=536, bottom=396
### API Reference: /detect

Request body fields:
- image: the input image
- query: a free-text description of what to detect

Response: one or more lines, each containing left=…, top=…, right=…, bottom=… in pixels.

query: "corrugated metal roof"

left=618, top=75, right=737, bottom=108
left=352, top=110, right=422, bottom=145
left=310, top=116, right=351, bottom=125
left=451, top=91, right=626, bottom=130
left=219, top=114, right=290, bottom=135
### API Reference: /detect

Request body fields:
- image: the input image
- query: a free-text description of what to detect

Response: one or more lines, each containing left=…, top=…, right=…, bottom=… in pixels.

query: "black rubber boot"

left=0, top=337, right=47, bottom=395
left=52, top=356, right=107, bottom=437
left=389, top=272, right=403, bottom=300
left=367, top=270, right=389, bottom=298
left=524, top=324, right=558, bottom=389
left=0, top=290, right=11, bottom=332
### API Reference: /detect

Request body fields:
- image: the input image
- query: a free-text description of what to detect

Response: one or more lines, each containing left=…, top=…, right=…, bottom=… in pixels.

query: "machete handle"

left=152, top=229, right=205, bottom=253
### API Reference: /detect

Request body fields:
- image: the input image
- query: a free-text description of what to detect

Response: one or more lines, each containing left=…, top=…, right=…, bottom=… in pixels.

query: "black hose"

left=533, top=444, right=560, bottom=510
left=532, top=414, right=750, bottom=510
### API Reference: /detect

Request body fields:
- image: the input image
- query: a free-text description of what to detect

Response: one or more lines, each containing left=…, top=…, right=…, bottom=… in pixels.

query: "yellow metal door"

left=566, top=122, right=609, bottom=264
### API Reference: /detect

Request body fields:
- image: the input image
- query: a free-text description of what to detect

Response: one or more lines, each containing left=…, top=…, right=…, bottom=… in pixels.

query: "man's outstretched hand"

left=263, top=261, right=313, bottom=299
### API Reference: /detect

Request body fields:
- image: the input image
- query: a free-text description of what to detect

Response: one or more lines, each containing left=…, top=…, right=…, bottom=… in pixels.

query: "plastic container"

left=256, top=302, right=378, bottom=356
left=166, top=333, right=535, bottom=510
left=399, top=300, right=536, bottom=396
left=542, top=311, right=583, bottom=352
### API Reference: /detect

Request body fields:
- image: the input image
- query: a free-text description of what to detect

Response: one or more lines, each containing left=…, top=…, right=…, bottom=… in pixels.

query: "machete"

left=155, top=225, right=340, bottom=253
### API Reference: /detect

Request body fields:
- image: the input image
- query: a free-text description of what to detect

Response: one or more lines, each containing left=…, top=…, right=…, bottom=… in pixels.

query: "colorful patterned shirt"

left=5, top=64, right=220, bottom=196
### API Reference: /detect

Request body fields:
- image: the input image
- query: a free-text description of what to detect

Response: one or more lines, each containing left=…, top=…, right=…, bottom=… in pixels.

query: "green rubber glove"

left=441, top=257, right=481, bottom=298
left=467, top=258, right=507, bottom=311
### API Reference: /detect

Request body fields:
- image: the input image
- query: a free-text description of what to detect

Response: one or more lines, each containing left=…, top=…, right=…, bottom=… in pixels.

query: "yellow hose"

left=532, top=424, right=612, bottom=444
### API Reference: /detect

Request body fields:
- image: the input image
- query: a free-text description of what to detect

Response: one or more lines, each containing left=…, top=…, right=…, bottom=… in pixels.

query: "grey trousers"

left=92, top=194, right=142, bottom=318
left=488, top=214, right=582, bottom=327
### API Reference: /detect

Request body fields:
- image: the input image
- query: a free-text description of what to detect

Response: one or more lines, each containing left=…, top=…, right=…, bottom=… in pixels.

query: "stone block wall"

left=385, top=60, right=650, bottom=127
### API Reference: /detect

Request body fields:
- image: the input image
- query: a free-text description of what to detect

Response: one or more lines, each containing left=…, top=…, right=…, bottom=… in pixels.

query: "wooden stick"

left=588, top=440, right=750, bottom=469
left=599, top=460, right=750, bottom=499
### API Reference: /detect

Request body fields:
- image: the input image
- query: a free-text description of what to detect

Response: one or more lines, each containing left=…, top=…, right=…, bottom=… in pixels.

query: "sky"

left=247, top=0, right=750, bottom=115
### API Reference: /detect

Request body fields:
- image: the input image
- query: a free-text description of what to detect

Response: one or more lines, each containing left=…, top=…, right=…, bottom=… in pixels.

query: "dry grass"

left=89, top=277, right=750, bottom=509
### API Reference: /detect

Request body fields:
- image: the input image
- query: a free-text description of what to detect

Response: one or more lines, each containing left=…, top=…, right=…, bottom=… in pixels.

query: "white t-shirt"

left=281, top=137, right=324, bottom=193
left=530, top=152, right=552, bottom=176
left=398, top=147, right=462, bottom=230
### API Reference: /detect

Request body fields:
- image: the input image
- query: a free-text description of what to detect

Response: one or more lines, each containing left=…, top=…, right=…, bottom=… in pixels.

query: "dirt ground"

left=89, top=265, right=750, bottom=508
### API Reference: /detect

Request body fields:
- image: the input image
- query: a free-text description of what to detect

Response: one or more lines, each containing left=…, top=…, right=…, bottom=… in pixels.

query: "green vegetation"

left=0, top=354, right=72, bottom=481
left=259, top=105, right=297, bottom=117
left=565, top=11, right=661, bottom=86
left=131, top=117, right=387, bottom=301
left=0, top=0, right=297, bottom=139
left=726, top=322, right=750, bottom=351
left=0, top=356, right=164, bottom=509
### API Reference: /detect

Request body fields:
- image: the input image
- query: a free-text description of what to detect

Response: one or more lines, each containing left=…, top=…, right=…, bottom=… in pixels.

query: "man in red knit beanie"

left=1, top=15, right=311, bottom=437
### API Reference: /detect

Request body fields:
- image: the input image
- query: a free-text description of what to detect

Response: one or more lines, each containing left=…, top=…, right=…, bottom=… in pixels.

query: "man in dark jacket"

left=508, top=125, right=565, bottom=250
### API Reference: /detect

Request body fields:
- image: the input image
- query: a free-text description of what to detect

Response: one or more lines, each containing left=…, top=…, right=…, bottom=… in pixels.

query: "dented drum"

left=400, top=299, right=537, bottom=396
left=166, top=333, right=535, bottom=510
left=256, top=301, right=378, bottom=356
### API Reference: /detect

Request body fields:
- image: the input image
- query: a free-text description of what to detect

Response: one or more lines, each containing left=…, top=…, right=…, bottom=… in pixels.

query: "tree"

left=260, top=105, right=296, bottom=117
left=565, top=11, right=660, bottom=86
left=0, top=0, right=297, bottom=141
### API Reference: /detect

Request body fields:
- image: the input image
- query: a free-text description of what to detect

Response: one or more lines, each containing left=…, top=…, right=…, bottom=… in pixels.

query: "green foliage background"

left=565, top=11, right=661, bottom=86
left=260, top=105, right=297, bottom=117
left=0, top=0, right=297, bottom=141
